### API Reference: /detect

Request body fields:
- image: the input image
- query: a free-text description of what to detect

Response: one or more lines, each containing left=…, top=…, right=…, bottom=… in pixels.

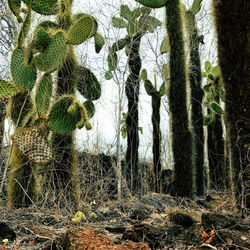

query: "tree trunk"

left=213, top=0, right=250, bottom=211
left=186, top=12, right=205, bottom=196
left=125, top=33, right=142, bottom=195
left=152, top=93, right=161, bottom=193
left=165, top=0, right=194, bottom=197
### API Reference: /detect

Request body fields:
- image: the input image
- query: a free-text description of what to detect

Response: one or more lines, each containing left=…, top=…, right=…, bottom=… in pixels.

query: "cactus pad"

left=8, top=0, right=22, bottom=22
left=83, top=100, right=95, bottom=119
left=48, top=95, right=82, bottom=134
left=11, top=126, right=52, bottom=164
left=23, top=0, right=58, bottom=15
left=76, top=66, right=101, bottom=100
left=135, top=0, right=168, bottom=8
left=94, top=33, right=105, bottom=53
left=67, top=14, right=96, bottom=45
left=35, top=74, right=53, bottom=115
left=34, top=30, right=67, bottom=72
left=0, top=80, right=19, bottom=98
left=11, top=48, right=37, bottom=91
left=144, top=79, right=155, bottom=96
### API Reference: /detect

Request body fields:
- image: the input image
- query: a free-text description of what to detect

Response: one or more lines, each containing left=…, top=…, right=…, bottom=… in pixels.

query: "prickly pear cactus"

left=140, top=69, right=166, bottom=192
left=1, top=0, right=104, bottom=207
left=105, top=5, right=161, bottom=194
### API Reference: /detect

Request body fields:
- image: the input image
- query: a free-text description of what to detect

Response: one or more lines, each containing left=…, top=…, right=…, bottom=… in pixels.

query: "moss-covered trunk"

left=213, top=0, right=250, bottom=210
left=165, top=0, right=194, bottom=197
left=125, top=33, right=142, bottom=195
left=186, top=13, right=205, bottom=196
left=152, top=93, right=161, bottom=193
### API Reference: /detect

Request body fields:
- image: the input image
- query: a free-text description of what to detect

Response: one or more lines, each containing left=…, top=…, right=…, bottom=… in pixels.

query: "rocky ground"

left=0, top=192, right=249, bottom=249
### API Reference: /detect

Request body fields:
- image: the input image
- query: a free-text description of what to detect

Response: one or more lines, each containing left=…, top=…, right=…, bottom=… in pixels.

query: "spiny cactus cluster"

left=1, top=0, right=104, bottom=164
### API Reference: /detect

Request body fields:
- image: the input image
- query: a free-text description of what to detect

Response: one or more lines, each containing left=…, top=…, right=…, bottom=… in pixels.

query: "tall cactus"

left=135, top=0, right=195, bottom=197
left=106, top=5, right=161, bottom=194
left=184, top=0, right=205, bottom=196
left=141, top=70, right=166, bottom=193
left=213, top=0, right=249, bottom=211
left=1, top=0, right=103, bottom=207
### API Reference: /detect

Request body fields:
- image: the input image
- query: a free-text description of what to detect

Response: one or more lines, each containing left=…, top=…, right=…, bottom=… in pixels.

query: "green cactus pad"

left=11, top=48, right=37, bottom=91
left=8, top=0, right=22, bottom=22
left=67, top=14, right=96, bottom=45
left=83, top=100, right=95, bottom=119
left=210, top=101, right=223, bottom=114
left=84, top=121, right=92, bottom=130
left=76, top=66, right=101, bottom=100
left=94, top=33, right=105, bottom=53
left=34, top=30, right=67, bottom=72
left=112, top=38, right=130, bottom=51
left=0, top=80, right=19, bottom=98
left=135, top=0, right=168, bottom=8
left=159, top=82, right=166, bottom=96
left=48, top=95, right=82, bottom=134
left=23, top=0, right=58, bottom=15
left=31, top=21, right=58, bottom=51
left=140, top=69, right=148, bottom=81
left=32, top=27, right=52, bottom=51
left=108, top=49, right=118, bottom=71
left=17, top=9, right=31, bottom=48
left=112, top=17, right=127, bottom=28
left=144, top=79, right=155, bottom=96
left=35, top=74, right=53, bottom=115
left=120, top=5, right=133, bottom=21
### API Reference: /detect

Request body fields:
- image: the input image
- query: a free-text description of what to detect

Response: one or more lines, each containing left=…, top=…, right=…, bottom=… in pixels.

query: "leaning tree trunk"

left=186, top=12, right=205, bottom=196
left=152, top=93, right=162, bottom=193
left=125, top=33, right=142, bottom=195
left=213, top=0, right=250, bottom=211
left=165, top=0, right=194, bottom=198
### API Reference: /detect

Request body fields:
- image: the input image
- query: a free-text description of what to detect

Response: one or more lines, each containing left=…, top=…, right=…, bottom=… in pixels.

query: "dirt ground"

left=0, top=192, right=249, bottom=249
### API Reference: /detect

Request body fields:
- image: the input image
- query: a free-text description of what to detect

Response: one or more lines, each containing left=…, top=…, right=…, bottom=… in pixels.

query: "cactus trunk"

left=186, top=13, right=205, bottom=196
left=0, top=102, right=6, bottom=152
left=207, top=107, right=225, bottom=190
left=165, top=0, right=194, bottom=197
left=152, top=93, right=162, bottom=193
left=51, top=48, right=80, bottom=205
left=7, top=92, right=38, bottom=208
left=125, top=33, right=142, bottom=194
left=213, top=0, right=250, bottom=211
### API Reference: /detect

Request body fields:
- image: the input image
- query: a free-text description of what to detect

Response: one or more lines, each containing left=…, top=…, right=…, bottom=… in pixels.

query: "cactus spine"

left=185, top=0, right=205, bottom=196
left=213, top=0, right=250, bottom=211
